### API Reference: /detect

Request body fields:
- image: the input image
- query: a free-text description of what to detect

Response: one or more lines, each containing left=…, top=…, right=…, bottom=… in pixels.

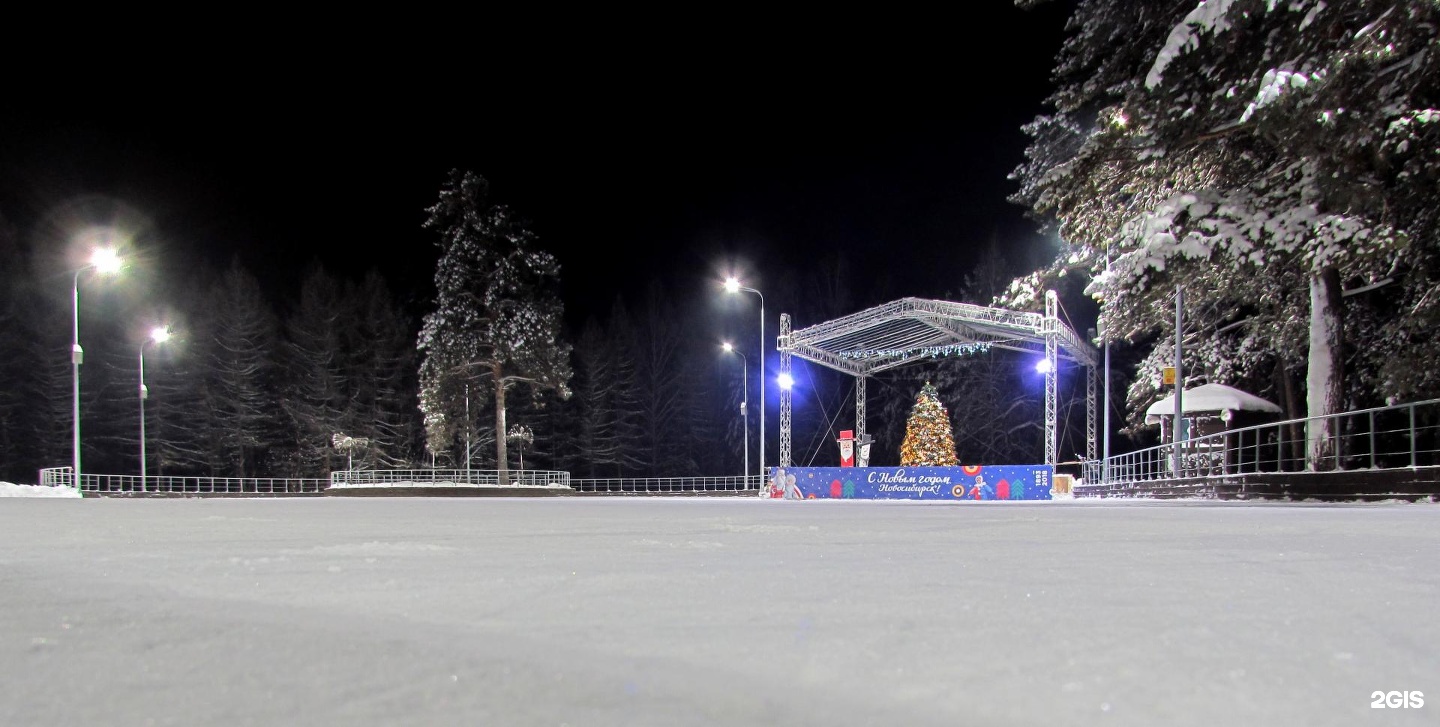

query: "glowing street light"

left=724, top=276, right=765, bottom=487
left=721, top=341, right=749, bottom=482
left=139, top=326, right=171, bottom=492
left=71, top=245, right=124, bottom=491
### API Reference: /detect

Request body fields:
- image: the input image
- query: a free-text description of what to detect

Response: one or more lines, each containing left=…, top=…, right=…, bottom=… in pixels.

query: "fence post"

left=1335, top=413, right=1344, bottom=469
left=1370, top=411, right=1376, bottom=469
left=1277, top=423, right=1284, bottom=472
left=1410, top=404, right=1417, bottom=468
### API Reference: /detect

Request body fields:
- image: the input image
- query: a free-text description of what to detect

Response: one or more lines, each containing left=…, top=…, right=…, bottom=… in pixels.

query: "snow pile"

left=0, top=481, right=82, bottom=498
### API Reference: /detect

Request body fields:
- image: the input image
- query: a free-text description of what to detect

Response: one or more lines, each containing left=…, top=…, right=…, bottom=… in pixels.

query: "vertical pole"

left=464, top=383, right=471, bottom=481
left=778, top=313, right=793, bottom=471
left=1369, top=410, right=1376, bottom=469
left=1103, top=331, right=1111, bottom=483
left=72, top=270, right=82, bottom=491
left=1086, top=363, right=1097, bottom=463
left=741, top=354, right=749, bottom=484
left=1409, top=404, right=1416, bottom=468
left=139, top=344, right=147, bottom=492
left=758, top=295, right=765, bottom=486
left=855, top=375, right=867, bottom=443
left=1174, top=286, right=1184, bottom=477
left=1044, top=291, right=1058, bottom=466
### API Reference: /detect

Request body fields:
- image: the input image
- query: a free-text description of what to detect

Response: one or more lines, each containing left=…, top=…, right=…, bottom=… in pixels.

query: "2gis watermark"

left=1370, top=691, right=1424, bottom=709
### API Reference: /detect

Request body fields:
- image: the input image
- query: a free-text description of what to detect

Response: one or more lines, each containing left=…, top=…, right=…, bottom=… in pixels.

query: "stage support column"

left=1044, top=291, right=1059, bottom=467
left=1087, top=362, right=1098, bottom=463
left=779, top=313, right=793, bottom=468
left=855, top=375, right=867, bottom=444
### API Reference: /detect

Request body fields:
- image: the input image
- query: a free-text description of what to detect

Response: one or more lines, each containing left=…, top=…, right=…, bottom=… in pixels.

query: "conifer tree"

left=348, top=271, right=421, bottom=469
left=206, top=260, right=283, bottom=477
left=1009, top=0, right=1440, bottom=467
left=899, top=382, right=959, bottom=467
left=417, top=170, right=572, bottom=482
left=282, top=264, right=347, bottom=475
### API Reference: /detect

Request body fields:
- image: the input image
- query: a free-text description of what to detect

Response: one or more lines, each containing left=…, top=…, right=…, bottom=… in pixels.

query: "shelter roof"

left=1144, top=383, right=1283, bottom=423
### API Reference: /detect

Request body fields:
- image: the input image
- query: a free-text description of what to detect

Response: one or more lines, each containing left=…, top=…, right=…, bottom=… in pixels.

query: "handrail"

left=572, top=476, right=761, bottom=493
left=37, top=468, right=327, bottom=494
left=329, top=469, right=570, bottom=487
left=1084, top=398, right=1440, bottom=485
left=34, top=468, right=765, bottom=495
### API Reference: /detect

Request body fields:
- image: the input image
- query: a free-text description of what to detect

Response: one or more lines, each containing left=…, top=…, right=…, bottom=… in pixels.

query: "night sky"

left=0, top=5, right=1071, bottom=327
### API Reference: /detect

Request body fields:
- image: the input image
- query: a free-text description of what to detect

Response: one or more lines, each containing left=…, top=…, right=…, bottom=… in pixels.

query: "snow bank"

left=0, top=481, right=82, bottom=498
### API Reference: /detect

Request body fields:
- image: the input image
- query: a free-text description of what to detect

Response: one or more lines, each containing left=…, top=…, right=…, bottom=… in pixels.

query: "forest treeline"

left=0, top=209, right=1077, bottom=483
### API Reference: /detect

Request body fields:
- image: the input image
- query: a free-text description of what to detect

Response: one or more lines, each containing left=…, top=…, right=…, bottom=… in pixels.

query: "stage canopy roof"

left=779, top=297, right=1099, bottom=376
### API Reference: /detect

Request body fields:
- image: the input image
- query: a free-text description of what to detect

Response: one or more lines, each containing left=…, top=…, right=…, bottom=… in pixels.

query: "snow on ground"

left=0, top=481, right=81, bottom=498
left=0, top=497, right=1435, bottom=726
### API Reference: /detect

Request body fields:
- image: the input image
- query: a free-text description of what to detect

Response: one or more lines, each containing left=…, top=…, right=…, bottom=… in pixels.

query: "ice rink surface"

left=1, top=496, right=1435, bottom=726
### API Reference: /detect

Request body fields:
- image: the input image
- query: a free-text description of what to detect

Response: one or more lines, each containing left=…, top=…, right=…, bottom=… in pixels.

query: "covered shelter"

left=776, top=294, right=1100, bottom=466
left=1145, top=382, right=1284, bottom=441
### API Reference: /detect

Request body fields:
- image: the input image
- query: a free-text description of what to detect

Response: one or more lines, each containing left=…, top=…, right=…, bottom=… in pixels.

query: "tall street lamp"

left=722, top=341, right=749, bottom=484
left=72, top=247, right=123, bottom=491
left=724, top=277, right=764, bottom=488
left=139, top=325, right=171, bottom=492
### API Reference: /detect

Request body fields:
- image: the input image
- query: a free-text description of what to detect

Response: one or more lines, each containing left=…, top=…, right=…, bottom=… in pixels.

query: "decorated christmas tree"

left=900, top=382, right=959, bottom=467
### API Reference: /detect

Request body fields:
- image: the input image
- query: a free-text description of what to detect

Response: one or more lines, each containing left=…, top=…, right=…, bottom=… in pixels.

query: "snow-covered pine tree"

left=206, top=260, right=283, bottom=477
left=348, top=271, right=421, bottom=469
left=635, top=281, right=690, bottom=475
left=0, top=216, right=21, bottom=481
left=677, top=335, right=724, bottom=476
left=900, top=382, right=959, bottom=467
left=417, top=170, right=572, bottom=483
left=1010, top=0, right=1440, bottom=468
left=603, top=298, right=647, bottom=475
left=572, top=318, right=622, bottom=477
left=147, top=328, right=212, bottom=476
left=0, top=216, right=69, bottom=481
left=281, top=264, right=347, bottom=476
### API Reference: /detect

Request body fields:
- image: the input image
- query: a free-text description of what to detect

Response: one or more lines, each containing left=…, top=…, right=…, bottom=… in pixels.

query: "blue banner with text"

left=766, top=465, right=1053, bottom=501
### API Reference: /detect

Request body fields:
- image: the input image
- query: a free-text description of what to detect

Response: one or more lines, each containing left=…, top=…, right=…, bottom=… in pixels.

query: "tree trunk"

left=494, top=363, right=508, bottom=484
left=1306, top=266, right=1344, bottom=470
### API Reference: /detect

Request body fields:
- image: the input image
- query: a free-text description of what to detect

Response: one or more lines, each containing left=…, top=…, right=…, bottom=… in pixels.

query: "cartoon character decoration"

left=967, top=474, right=996, bottom=500
left=768, top=468, right=802, bottom=499
left=837, top=430, right=855, bottom=467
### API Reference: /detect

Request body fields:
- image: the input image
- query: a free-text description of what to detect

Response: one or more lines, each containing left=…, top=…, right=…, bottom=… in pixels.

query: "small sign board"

left=1161, top=367, right=1177, bottom=386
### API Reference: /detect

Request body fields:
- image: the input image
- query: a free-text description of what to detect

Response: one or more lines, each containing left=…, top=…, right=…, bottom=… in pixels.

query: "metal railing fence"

left=572, top=476, right=761, bottom=493
left=36, top=467, right=770, bottom=496
left=1082, top=398, right=1440, bottom=485
left=329, top=469, right=570, bottom=487
left=38, top=468, right=327, bottom=494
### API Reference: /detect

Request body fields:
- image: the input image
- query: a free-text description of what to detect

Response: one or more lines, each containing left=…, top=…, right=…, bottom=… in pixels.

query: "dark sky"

left=0, top=5, right=1072, bottom=327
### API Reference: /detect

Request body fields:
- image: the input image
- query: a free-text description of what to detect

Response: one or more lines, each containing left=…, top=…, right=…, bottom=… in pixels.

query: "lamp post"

left=71, top=247, right=123, bottom=491
left=139, top=326, right=171, bottom=492
left=722, top=342, right=749, bottom=484
left=724, top=277, right=764, bottom=489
